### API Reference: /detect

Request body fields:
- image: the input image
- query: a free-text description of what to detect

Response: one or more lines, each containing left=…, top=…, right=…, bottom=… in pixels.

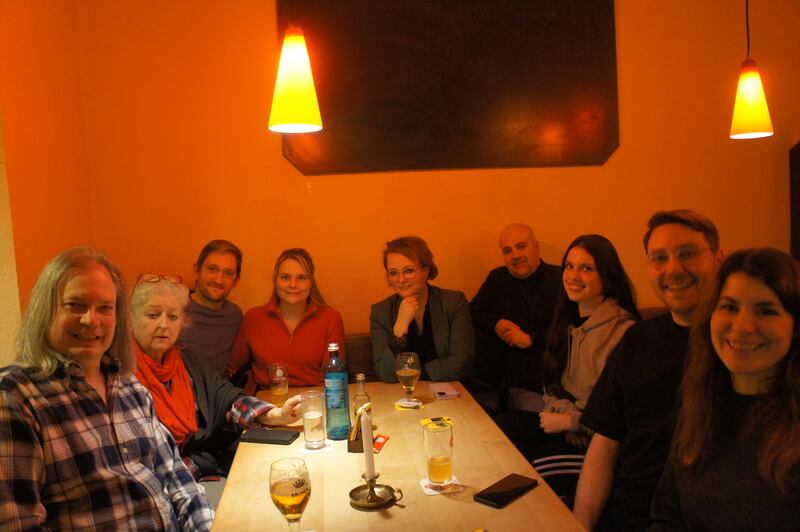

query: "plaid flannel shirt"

left=228, top=395, right=274, bottom=429
left=0, top=356, right=214, bottom=531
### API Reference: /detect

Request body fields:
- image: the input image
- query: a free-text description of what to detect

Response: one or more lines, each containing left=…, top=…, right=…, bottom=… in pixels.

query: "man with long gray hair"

left=0, top=246, right=213, bottom=530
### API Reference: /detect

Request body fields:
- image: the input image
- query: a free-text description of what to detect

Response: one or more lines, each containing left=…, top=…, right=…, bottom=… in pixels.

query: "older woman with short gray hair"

left=130, top=274, right=301, bottom=480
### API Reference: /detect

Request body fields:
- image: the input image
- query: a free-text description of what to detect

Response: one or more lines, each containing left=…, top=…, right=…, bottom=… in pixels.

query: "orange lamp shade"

left=268, top=27, right=323, bottom=133
left=729, top=59, right=773, bottom=139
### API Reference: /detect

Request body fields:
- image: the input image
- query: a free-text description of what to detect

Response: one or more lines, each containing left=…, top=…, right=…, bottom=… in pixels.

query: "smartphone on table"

left=473, top=473, right=538, bottom=509
left=240, top=428, right=299, bottom=445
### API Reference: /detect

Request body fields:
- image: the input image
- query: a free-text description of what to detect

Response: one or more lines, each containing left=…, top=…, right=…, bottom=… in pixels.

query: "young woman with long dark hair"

left=499, top=234, right=639, bottom=505
left=650, top=248, right=800, bottom=529
left=539, top=234, right=641, bottom=445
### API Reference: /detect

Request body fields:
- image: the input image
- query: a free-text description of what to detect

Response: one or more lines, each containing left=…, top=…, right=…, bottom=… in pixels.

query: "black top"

left=581, top=312, right=689, bottom=529
left=470, top=262, right=561, bottom=391
left=649, top=385, right=800, bottom=531
left=408, top=302, right=437, bottom=380
left=573, top=315, right=590, bottom=328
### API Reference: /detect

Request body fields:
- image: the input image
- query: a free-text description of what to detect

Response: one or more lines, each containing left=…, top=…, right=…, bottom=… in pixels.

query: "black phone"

left=473, top=473, right=538, bottom=509
left=240, top=428, right=299, bottom=445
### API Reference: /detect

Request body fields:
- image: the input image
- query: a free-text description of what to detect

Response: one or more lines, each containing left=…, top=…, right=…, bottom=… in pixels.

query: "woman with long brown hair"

left=650, top=248, right=800, bottom=529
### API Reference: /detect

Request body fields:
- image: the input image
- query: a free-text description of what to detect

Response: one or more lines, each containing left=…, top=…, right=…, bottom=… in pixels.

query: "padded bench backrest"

left=345, top=333, right=379, bottom=383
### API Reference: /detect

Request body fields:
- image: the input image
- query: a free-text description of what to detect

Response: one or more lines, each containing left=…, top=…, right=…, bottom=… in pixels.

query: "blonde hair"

left=271, top=248, right=327, bottom=307
left=15, top=246, right=133, bottom=378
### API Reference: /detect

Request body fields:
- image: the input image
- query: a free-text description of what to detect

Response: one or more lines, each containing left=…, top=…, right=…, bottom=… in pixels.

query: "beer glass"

left=301, top=390, right=325, bottom=450
left=268, top=362, right=289, bottom=406
left=269, top=457, right=310, bottom=531
left=395, top=352, right=421, bottom=407
left=423, top=420, right=453, bottom=488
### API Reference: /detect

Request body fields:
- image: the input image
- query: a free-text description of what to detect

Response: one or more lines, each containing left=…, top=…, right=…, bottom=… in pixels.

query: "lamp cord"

left=745, top=0, right=751, bottom=58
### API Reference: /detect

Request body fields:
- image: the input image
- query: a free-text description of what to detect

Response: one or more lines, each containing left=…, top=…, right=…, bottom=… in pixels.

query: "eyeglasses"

left=387, top=267, right=421, bottom=280
left=203, top=264, right=237, bottom=279
left=135, top=273, right=183, bottom=285
left=646, top=246, right=710, bottom=269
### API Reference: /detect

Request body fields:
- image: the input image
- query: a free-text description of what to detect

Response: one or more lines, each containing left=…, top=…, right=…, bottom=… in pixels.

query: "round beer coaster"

left=419, top=477, right=463, bottom=495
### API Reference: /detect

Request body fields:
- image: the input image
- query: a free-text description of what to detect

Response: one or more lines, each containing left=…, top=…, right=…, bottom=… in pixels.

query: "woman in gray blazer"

left=370, top=236, right=474, bottom=382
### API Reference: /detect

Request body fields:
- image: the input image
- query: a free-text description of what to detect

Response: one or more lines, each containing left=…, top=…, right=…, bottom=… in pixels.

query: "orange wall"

left=3, top=1, right=800, bottom=333
left=0, top=1, right=92, bottom=301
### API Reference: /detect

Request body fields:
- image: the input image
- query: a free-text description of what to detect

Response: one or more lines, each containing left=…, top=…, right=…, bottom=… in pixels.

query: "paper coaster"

left=299, top=439, right=335, bottom=454
left=419, top=477, right=463, bottom=495
left=394, top=401, right=424, bottom=411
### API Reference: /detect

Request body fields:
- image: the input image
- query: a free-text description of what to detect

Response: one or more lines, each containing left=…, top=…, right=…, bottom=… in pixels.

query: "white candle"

left=361, top=410, right=376, bottom=480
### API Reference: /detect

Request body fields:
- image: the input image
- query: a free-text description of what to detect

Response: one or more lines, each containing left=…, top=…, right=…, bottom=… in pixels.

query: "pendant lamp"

left=268, top=27, right=323, bottom=133
left=729, top=0, right=773, bottom=139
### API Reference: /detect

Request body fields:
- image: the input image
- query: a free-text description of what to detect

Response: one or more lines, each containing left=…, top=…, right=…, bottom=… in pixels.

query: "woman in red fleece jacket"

left=227, top=248, right=346, bottom=393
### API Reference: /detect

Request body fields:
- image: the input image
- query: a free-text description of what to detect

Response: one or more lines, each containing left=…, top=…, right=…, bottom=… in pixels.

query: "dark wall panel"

left=277, top=0, right=618, bottom=175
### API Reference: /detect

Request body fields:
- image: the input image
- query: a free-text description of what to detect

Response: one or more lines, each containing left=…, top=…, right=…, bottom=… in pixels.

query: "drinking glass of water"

left=301, top=390, right=325, bottom=450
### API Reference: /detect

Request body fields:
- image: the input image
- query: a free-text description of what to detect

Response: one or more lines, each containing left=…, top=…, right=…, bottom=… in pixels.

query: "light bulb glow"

left=730, top=59, right=773, bottom=139
left=268, top=27, right=323, bottom=134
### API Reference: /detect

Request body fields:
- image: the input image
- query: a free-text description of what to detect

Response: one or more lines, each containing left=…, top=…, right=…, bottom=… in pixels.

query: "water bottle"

left=324, top=342, right=350, bottom=440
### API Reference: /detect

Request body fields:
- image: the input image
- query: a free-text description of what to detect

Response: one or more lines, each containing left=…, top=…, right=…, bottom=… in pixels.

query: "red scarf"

left=134, top=343, right=198, bottom=446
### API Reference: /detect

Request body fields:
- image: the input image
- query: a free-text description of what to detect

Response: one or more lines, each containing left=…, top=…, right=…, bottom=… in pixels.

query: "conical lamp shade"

left=268, top=27, right=322, bottom=133
left=730, top=59, right=773, bottom=139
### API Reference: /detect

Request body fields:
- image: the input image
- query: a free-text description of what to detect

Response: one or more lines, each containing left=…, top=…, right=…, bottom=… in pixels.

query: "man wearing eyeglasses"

left=470, top=223, right=561, bottom=415
left=178, top=240, right=243, bottom=376
left=573, top=210, right=724, bottom=532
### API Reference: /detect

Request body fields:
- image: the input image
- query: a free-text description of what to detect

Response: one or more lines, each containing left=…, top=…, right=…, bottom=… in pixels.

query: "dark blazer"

left=370, top=285, right=474, bottom=382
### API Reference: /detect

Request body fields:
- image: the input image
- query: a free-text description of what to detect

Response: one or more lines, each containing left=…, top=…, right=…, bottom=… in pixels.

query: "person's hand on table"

left=259, top=395, right=302, bottom=426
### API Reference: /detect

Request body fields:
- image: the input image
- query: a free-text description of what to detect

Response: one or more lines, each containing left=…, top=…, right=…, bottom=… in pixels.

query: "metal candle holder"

left=348, top=403, right=402, bottom=510
left=348, top=473, right=402, bottom=510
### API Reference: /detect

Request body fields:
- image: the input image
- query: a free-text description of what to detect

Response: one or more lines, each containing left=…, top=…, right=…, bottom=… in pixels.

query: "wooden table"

left=212, top=382, right=583, bottom=531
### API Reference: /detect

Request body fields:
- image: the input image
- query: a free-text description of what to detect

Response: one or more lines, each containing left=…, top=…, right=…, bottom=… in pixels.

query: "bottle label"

left=325, top=371, right=350, bottom=439
left=325, top=374, right=347, bottom=408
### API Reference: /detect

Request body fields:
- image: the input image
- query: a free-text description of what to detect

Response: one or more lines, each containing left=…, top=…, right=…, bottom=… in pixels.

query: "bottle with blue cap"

left=324, top=342, right=350, bottom=440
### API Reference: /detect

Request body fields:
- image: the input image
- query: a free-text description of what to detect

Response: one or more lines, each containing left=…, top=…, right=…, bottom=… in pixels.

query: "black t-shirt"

left=650, top=384, right=800, bottom=531
left=581, top=312, right=690, bottom=529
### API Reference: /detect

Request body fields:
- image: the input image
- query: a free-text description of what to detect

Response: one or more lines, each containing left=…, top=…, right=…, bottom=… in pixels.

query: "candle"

left=361, top=409, right=376, bottom=480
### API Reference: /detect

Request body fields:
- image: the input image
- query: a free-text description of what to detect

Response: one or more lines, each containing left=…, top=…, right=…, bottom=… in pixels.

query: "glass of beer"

left=395, top=352, right=422, bottom=408
left=423, top=420, right=453, bottom=488
left=301, top=390, right=325, bottom=450
left=268, top=362, right=289, bottom=407
left=269, top=457, right=310, bottom=531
